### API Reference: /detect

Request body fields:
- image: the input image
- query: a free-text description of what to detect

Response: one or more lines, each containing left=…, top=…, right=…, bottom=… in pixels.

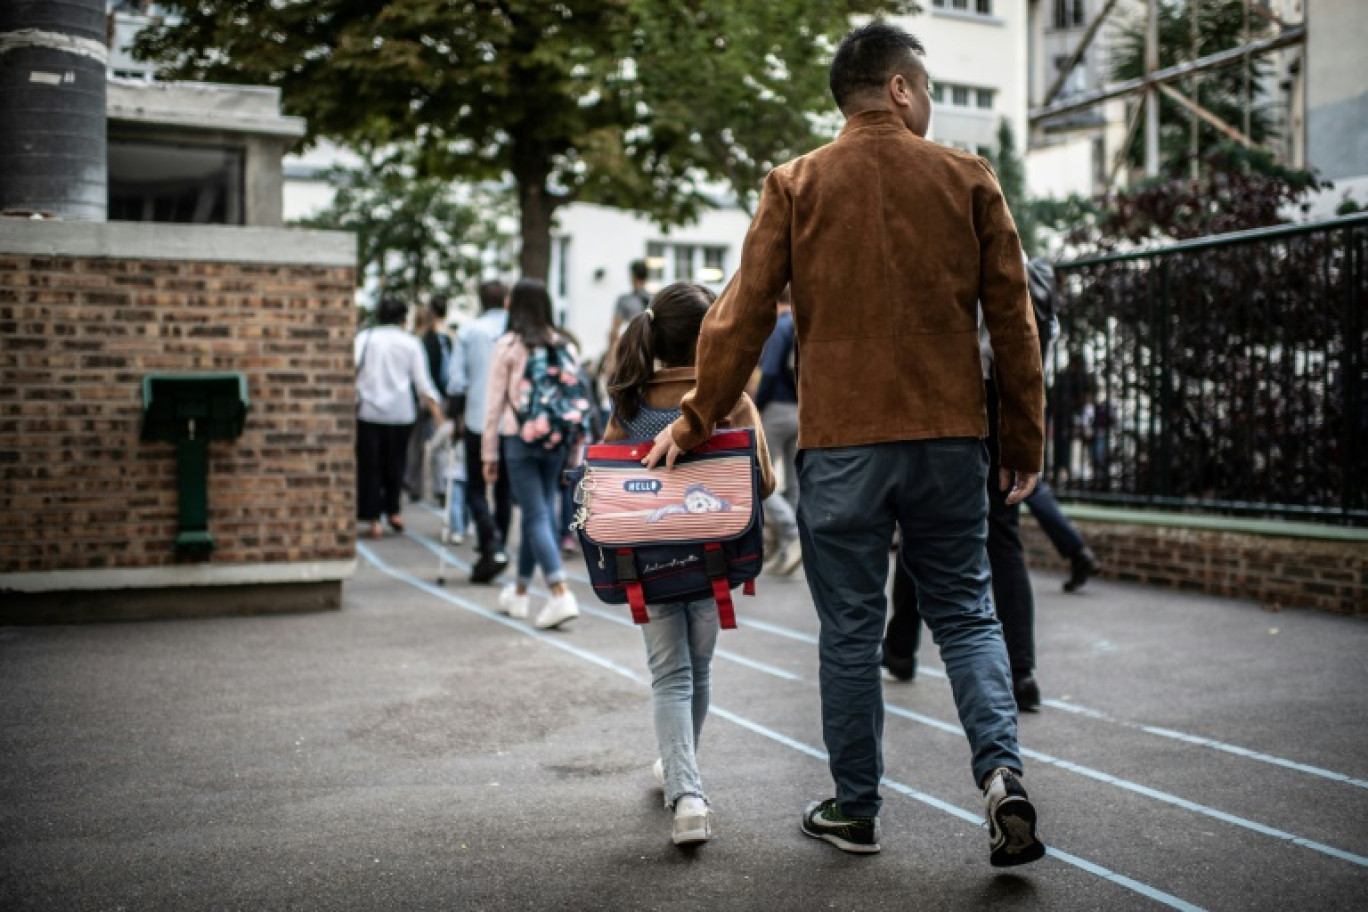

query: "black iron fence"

left=1049, top=212, right=1368, bottom=526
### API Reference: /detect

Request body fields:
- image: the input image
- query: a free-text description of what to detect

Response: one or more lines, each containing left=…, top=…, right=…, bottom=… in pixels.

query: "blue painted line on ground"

left=359, top=542, right=1205, bottom=911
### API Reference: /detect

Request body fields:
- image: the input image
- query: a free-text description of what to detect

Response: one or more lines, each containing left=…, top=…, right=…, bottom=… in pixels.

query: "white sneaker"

left=672, top=795, right=713, bottom=845
left=772, top=538, right=803, bottom=576
left=498, top=584, right=529, bottom=620
left=534, top=590, right=579, bottom=629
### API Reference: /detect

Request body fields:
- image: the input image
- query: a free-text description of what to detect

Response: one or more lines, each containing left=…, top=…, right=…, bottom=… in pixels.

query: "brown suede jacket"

left=605, top=366, right=776, bottom=499
left=671, top=109, right=1045, bottom=472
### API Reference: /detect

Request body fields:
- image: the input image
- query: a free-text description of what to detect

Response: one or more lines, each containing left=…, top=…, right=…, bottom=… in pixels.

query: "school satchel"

left=566, top=429, right=765, bottom=629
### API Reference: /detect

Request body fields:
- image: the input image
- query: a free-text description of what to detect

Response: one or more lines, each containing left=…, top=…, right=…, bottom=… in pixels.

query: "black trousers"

left=886, top=380, right=1036, bottom=676
left=463, top=428, right=511, bottom=556
left=357, top=420, right=413, bottom=521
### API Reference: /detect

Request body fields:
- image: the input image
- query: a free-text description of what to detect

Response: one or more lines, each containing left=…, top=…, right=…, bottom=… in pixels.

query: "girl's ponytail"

left=607, top=309, right=656, bottom=421
left=607, top=282, right=715, bottom=422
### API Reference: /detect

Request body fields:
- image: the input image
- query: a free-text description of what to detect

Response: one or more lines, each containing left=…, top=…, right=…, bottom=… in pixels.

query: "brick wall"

left=1022, top=520, right=1368, bottom=615
left=0, top=235, right=356, bottom=578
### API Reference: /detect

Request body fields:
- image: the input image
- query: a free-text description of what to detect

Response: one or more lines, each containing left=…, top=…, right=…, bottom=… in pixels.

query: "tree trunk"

left=516, top=176, right=557, bottom=281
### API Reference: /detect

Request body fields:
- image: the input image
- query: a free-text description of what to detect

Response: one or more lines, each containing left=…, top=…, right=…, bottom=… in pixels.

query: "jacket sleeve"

left=670, top=167, right=792, bottom=450
left=482, top=336, right=513, bottom=463
left=974, top=159, right=1044, bottom=473
left=726, top=393, right=777, bottom=499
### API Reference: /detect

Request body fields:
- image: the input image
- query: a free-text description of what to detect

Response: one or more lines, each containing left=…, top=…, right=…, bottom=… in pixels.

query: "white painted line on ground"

left=882, top=705, right=1368, bottom=868
left=403, top=517, right=1368, bottom=865
left=404, top=530, right=802, bottom=682
left=357, top=541, right=1205, bottom=912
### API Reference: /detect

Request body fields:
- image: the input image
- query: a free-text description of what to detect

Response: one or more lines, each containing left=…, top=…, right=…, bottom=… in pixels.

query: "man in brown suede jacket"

left=644, top=22, right=1046, bottom=866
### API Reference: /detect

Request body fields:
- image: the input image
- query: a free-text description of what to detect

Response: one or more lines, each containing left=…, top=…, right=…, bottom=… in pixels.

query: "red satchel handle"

left=586, top=428, right=753, bottom=462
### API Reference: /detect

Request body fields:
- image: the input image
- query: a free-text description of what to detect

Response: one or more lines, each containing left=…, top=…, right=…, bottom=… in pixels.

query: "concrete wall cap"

left=0, top=219, right=356, bottom=267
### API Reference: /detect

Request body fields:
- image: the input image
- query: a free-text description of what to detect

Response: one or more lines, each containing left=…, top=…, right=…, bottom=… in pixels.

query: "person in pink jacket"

left=482, top=279, right=581, bottom=630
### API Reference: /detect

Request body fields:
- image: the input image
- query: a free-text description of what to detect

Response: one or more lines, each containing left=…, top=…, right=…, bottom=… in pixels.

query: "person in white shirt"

left=355, top=296, right=443, bottom=539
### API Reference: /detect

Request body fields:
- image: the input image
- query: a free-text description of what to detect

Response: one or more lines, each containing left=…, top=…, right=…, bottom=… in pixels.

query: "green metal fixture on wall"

left=140, top=373, right=250, bottom=555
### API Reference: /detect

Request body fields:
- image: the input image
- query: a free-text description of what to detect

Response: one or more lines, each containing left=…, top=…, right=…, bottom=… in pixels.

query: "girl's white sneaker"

left=498, top=584, right=529, bottom=620
left=672, top=795, right=713, bottom=845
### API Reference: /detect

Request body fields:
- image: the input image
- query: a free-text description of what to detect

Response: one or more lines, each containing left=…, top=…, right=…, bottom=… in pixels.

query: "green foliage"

left=987, top=119, right=1036, bottom=253
left=1046, top=143, right=1330, bottom=253
left=134, top=1, right=917, bottom=277
left=1110, top=0, right=1276, bottom=177
left=298, top=152, right=514, bottom=309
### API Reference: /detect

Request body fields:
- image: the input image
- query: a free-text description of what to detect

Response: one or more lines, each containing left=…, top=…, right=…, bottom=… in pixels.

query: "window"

left=935, top=81, right=995, bottom=112
left=674, top=244, right=695, bottom=282
left=701, top=247, right=726, bottom=284
left=107, top=139, right=244, bottom=224
left=933, top=0, right=993, bottom=14
left=1053, top=0, right=1086, bottom=29
left=645, top=243, right=730, bottom=290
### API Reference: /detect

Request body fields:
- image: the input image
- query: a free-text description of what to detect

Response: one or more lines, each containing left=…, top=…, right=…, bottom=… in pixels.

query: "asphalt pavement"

left=3, top=504, right=1366, bottom=911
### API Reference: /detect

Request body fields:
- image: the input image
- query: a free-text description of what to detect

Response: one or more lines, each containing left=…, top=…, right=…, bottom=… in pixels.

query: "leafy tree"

left=299, top=151, right=515, bottom=309
left=1110, top=0, right=1276, bottom=178
left=134, top=0, right=917, bottom=280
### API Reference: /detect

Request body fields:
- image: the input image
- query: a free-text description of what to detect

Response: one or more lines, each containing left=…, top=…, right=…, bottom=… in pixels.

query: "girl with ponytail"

left=603, top=282, right=776, bottom=848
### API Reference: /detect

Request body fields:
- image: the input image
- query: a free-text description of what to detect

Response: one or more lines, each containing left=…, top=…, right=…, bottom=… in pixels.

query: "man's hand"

left=483, top=461, right=499, bottom=485
left=642, top=425, right=686, bottom=470
left=1000, top=468, right=1040, bottom=506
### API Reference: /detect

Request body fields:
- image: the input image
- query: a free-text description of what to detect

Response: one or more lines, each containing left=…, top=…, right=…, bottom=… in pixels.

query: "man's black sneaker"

left=983, top=769, right=1046, bottom=867
left=1063, top=547, right=1101, bottom=593
left=469, top=551, right=508, bottom=584
left=881, top=643, right=917, bottom=682
left=1013, top=673, right=1041, bottom=712
left=800, top=799, right=881, bottom=854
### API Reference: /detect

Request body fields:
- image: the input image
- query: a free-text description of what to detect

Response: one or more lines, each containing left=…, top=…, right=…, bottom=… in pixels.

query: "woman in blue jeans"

left=482, top=279, right=580, bottom=630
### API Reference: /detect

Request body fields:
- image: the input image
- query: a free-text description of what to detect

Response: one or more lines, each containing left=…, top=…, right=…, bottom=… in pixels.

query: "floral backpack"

left=510, top=341, right=594, bottom=449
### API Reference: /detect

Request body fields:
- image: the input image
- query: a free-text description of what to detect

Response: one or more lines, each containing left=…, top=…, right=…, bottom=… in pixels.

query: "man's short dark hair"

left=377, top=296, right=407, bottom=326
left=829, top=21, right=926, bottom=112
left=429, top=295, right=448, bottom=320
left=478, top=280, right=508, bottom=312
left=630, top=260, right=648, bottom=283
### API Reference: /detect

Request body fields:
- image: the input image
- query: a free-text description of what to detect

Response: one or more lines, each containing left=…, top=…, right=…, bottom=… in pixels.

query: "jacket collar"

left=838, top=108, right=908, bottom=138
left=647, top=366, right=696, bottom=386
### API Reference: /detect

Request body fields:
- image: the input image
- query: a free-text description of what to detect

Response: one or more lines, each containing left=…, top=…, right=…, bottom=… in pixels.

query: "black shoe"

left=983, top=769, right=1046, bottom=867
left=1063, top=547, right=1100, bottom=593
left=1013, top=673, right=1041, bottom=712
left=469, top=551, right=508, bottom=584
left=881, top=642, right=917, bottom=682
left=801, top=799, right=881, bottom=854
